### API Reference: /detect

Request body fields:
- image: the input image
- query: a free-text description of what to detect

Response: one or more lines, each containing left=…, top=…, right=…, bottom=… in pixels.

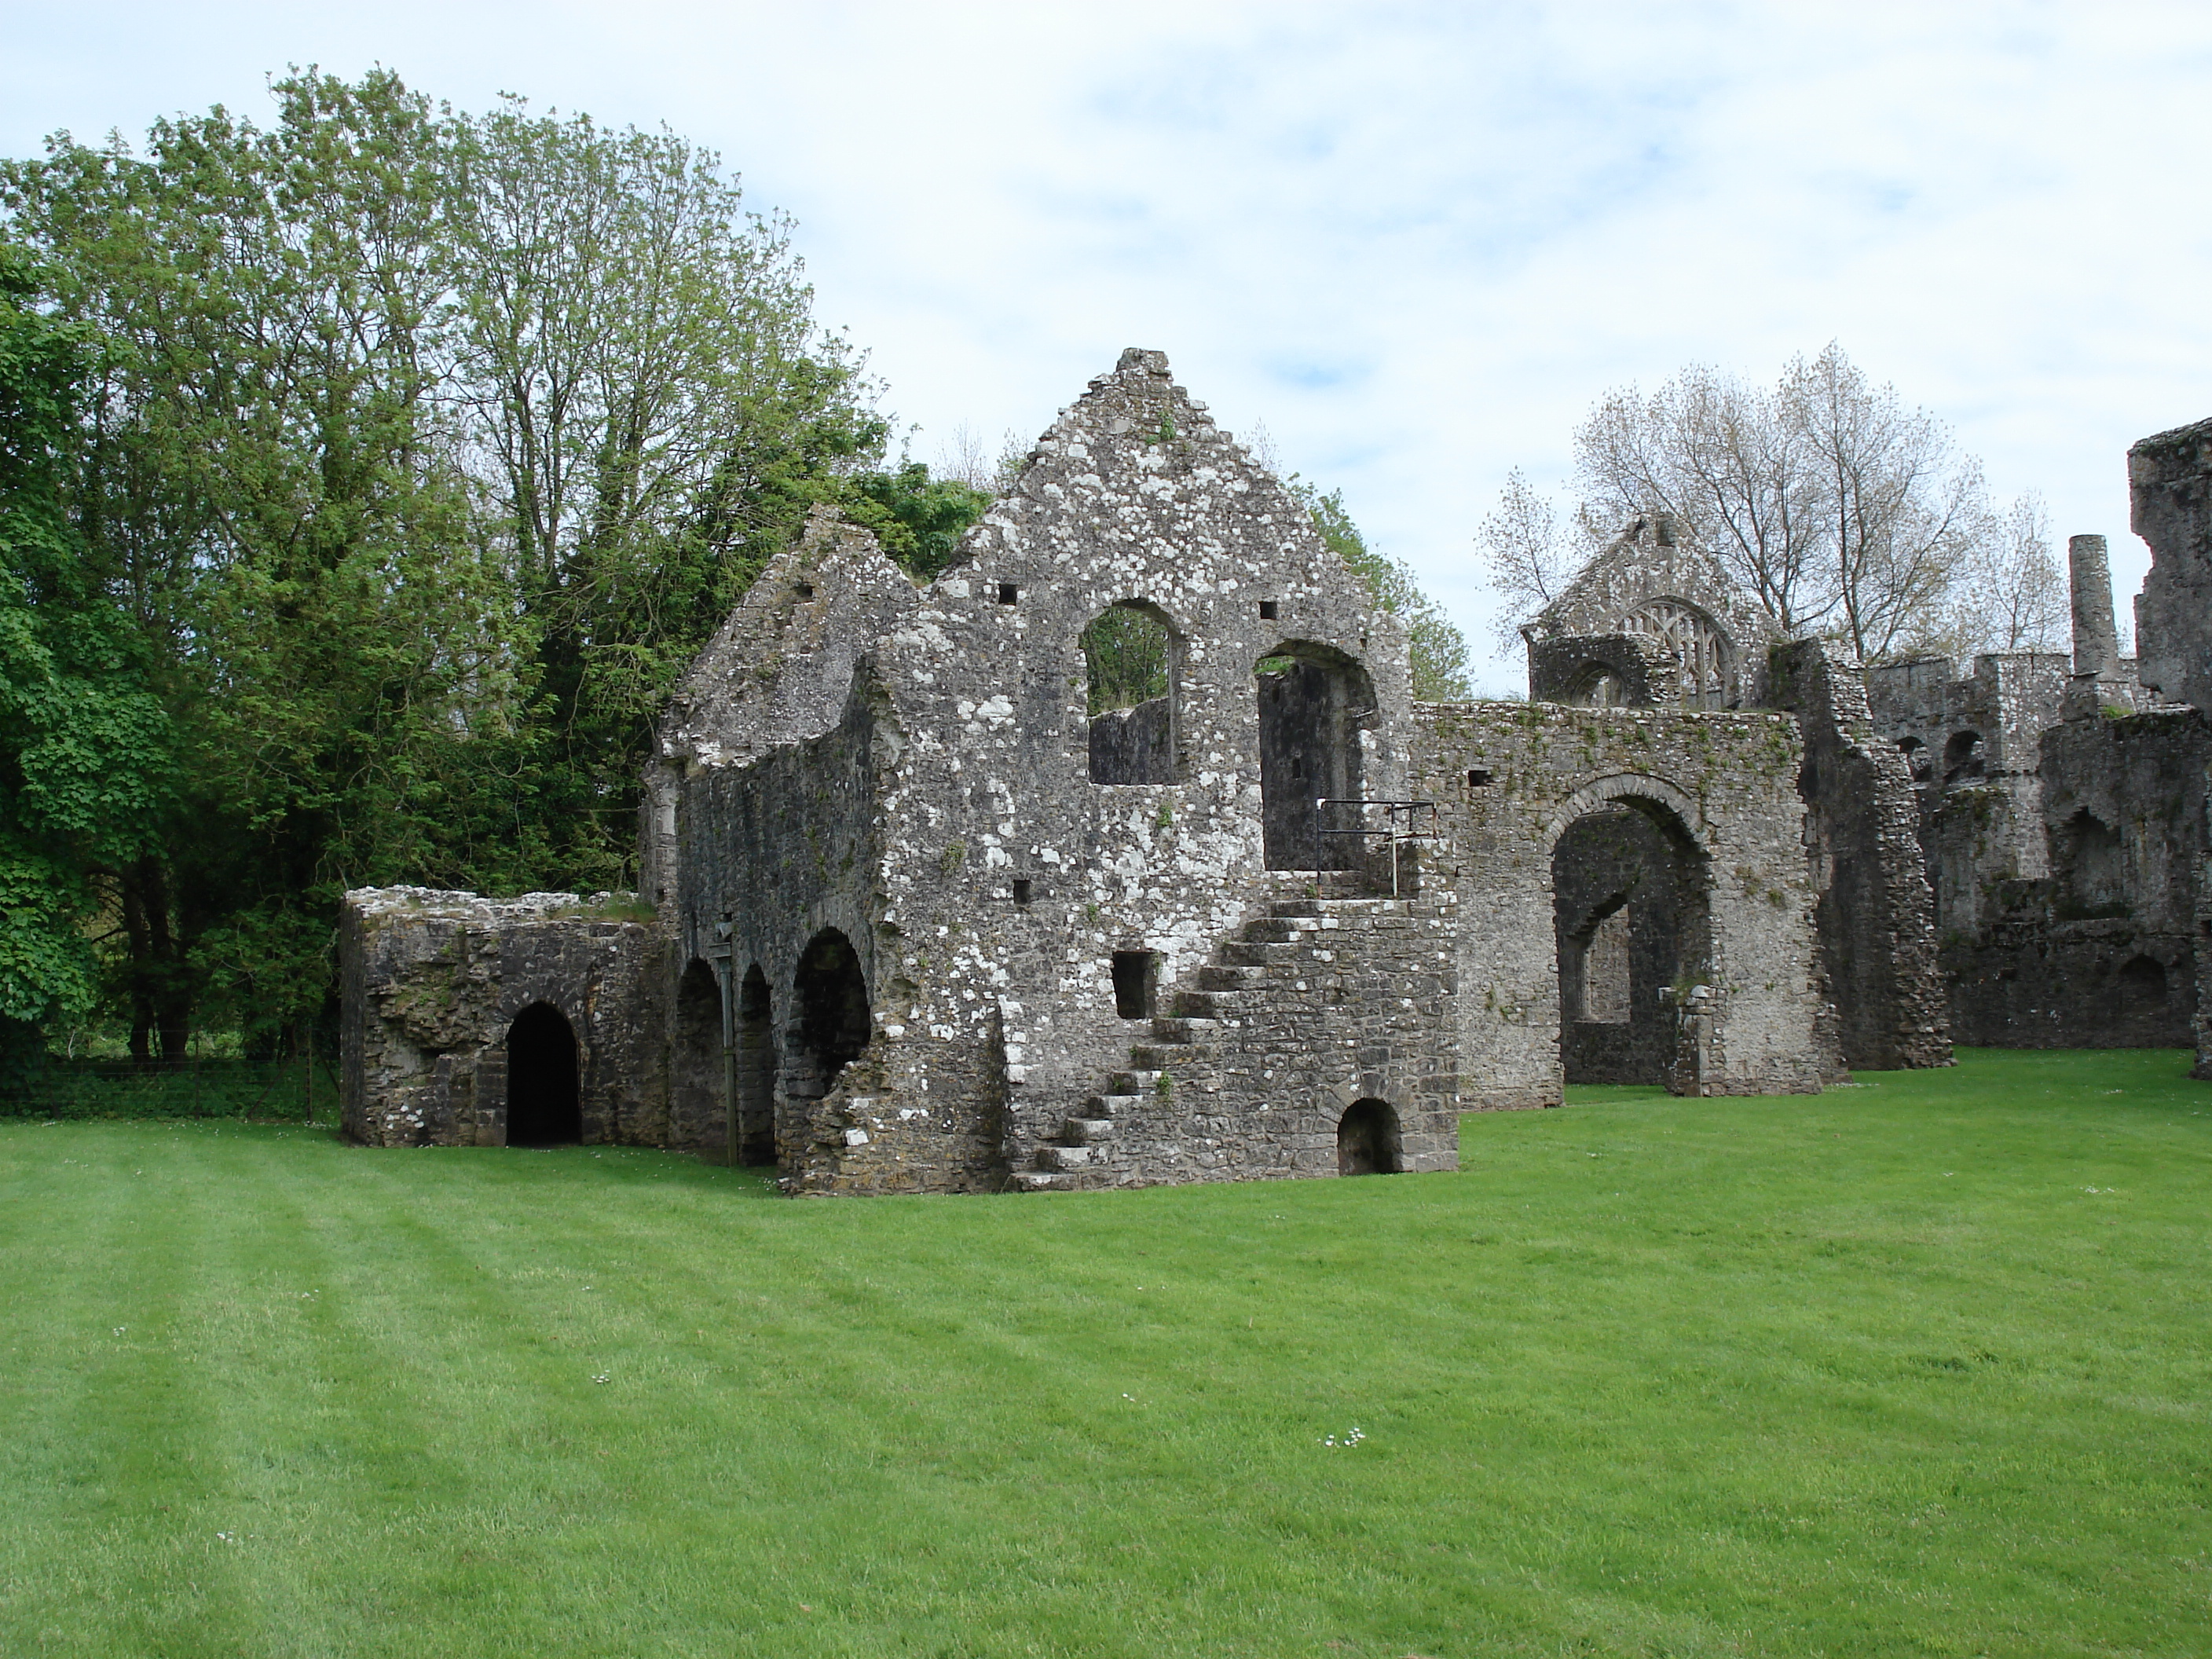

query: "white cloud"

left=6, top=1, right=2208, bottom=691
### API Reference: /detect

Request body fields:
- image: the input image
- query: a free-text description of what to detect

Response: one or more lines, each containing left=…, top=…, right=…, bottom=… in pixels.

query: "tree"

left=1288, top=479, right=1471, bottom=700
left=0, top=249, right=170, bottom=1079
left=1493, top=343, right=2001, bottom=666
left=1941, top=492, right=2067, bottom=658
left=2, top=70, right=900, bottom=1057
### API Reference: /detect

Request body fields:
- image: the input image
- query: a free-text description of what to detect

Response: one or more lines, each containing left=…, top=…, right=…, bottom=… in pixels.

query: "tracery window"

left=1619, top=599, right=1731, bottom=708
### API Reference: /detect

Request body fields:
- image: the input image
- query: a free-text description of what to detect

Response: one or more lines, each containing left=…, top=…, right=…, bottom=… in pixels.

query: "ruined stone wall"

left=1769, top=642, right=1952, bottom=1071
left=339, top=889, right=663, bottom=1148
left=1409, top=701, right=1830, bottom=1107
left=2130, top=417, right=2212, bottom=719
left=1551, top=807, right=1697, bottom=1085
left=1944, top=709, right=2208, bottom=1048
left=656, top=351, right=1416, bottom=1194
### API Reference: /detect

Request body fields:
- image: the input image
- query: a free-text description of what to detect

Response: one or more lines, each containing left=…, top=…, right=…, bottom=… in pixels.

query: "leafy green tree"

left=1287, top=479, right=1471, bottom=700
left=2, top=71, right=903, bottom=1057
left=0, top=249, right=170, bottom=1079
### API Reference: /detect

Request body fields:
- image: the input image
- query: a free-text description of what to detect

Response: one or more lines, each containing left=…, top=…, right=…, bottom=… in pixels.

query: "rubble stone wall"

left=339, top=889, right=663, bottom=1148
left=1409, top=700, right=1830, bottom=1107
left=1770, top=642, right=1953, bottom=1070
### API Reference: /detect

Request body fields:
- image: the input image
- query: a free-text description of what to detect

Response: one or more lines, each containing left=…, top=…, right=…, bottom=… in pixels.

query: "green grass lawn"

left=2, top=1049, right=2209, bottom=1658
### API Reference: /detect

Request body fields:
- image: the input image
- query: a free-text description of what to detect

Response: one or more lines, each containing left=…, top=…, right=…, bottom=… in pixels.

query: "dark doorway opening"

left=507, top=1002, right=581, bottom=1146
left=672, top=961, right=722, bottom=1154
left=789, top=929, right=870, bottom=1105
left=1255, top=644, right=1375, bottom=870
left=1336, top=1099, right=1401, bottom=1175
left=736, top=964, right=778, bottom=1165
left=1112, top=950, right=1159, bottom=1019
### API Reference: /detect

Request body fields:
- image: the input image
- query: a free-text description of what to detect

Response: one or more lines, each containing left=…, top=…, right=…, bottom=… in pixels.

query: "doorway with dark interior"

left=506, top=1001, right=581, bottom=1146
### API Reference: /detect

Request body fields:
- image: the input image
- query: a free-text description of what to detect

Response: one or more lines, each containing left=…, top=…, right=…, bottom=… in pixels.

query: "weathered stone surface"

left=339, top=888, right=662, bottom=1148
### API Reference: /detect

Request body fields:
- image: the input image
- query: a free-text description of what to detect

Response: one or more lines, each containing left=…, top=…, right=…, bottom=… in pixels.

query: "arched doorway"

left=672, top=961, right=722, bottom=1153
left=1336, top=1099, right=1401, bottom=1175
left=506, top=1002, right=581, bottom=1146
left=1551, top=799, right=1709, bottom=1086
left=735, top=965, right=778, bottom=1165
left=787, top=929, right=870, bottom=1106
left=1256, top=643, right=1375, bottom=870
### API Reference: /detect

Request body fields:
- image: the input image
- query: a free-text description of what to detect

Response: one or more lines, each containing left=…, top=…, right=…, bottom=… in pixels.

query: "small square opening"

left=998, top=582, right=1019, bottom=606
left=793, top=581, right=814, bottom=599
left=1467, top=768, right=1492, bottom=788
left=1012, top=878, right=1033, bottom=907
left=1111, top=950, right=1159, bottom=1020
left=1258, top=599, right=1279, bottom=621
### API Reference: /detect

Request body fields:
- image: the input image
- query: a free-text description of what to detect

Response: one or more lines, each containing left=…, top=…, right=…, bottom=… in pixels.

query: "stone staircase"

left=1009, top=884, right=1426, bottom=1192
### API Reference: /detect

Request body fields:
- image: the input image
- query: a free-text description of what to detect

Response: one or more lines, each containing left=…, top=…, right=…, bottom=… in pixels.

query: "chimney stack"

left=2068, top=533, right=2119, bottom=679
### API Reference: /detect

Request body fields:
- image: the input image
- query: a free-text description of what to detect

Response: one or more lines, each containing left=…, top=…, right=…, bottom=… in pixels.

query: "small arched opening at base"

left=1336, top=1098, right=1402, bottom=1176
left=788, top=928, right=870, bottom=1105
left=507, top=1002, right=581, bottom=1146
left=2118, top=954, right=2167, bottom=1017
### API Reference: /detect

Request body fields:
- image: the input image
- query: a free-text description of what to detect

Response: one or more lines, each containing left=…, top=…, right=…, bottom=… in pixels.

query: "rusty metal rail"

left=1313, top=798, right=1440, bottom=896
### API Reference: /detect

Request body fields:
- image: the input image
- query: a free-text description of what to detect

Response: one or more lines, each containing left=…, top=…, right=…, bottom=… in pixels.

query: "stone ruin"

left=338, top=352, right=2212, bottom=1192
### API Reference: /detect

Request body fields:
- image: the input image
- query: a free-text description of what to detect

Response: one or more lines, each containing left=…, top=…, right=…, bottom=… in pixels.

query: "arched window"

left=1255, top=643, right=1375, bottom=870
left=1898, top=737, right=1934, bottom=783
left=1620, top=599, right=1733, bottom=708
left=1082, top=602, right=1178, bottom=783
left=1943, top=731, right=1985, bottom=785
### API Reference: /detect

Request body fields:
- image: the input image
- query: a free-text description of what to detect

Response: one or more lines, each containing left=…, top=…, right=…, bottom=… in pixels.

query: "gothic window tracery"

left=1618, top=599, right=1732, bottom=708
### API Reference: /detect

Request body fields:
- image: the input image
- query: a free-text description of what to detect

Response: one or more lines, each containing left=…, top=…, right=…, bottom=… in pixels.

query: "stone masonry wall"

left=1409, top=700, right=1831, bottom=1108
left=339, top=888, right=663, bottom=1148
left=1769, top=641, right=1952, bottom=1070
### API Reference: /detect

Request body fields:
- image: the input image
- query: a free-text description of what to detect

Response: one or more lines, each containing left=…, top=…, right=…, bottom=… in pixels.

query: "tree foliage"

left=0, top=71, right=945, bottom=1059
left=1287, top=479, right=1470, bottom=700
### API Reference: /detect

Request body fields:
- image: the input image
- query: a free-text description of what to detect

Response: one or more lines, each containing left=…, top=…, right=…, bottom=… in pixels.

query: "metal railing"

left=1313, top=798, right=1441, bottom=897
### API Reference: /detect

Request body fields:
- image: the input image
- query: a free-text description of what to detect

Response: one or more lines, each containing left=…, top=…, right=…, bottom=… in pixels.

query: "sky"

left=6, top=1, right=2209, bottom=692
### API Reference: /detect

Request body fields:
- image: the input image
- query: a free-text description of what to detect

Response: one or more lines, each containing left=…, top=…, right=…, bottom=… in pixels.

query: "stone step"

left=1174, top=988, right=1259, bottom=1018
left=1196, top=964, right=1264, bottom=991
left=1148, top=1016, right=1221, bottom=1044
left=1220, top=941, right=1299, bottom=967
left=1063, top=1117, right=1115, bottom=1145
left=1084, top=1093, right=1141, bottom=1117
left=1267, top=899, right=1328, bottom=918
left=1130, top=1042, right=1215, bottom=1071
left=1108, top=1070, right=1162, bottom=1095
left=1037, top=1144, right=1093, bottom=1171
left=1242, top=918, right=1321, bottom=943
left=1009, top=1170, right=1076, bottom=1193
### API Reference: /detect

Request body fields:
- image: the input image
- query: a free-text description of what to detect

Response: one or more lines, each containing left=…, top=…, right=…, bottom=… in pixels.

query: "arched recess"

left=1551, top=793, right=1711, bottom=1087
left=1082, top=601, right=1181, bottom=784
left=1256, top=641, right=1376, bottom=870
left=2118, top=954, right=2166, bottom=1020
left=735, top=965, right=778, bottom=1165
left=507, top=1002, right=581, bottom=1146
left=1943, top=731, right=1986, bottom=785
left=1336, top=1099, right=1402, bottom=1175
left=1558, top=662, right=1630, bottom=709
left=1898, top=737, right=1934, bottom=784
left=786, top=928, right=870, bottom=1106
left=2063, top=811, right=2127, bottom=916
left=672, top=961, right=723, bottom=1154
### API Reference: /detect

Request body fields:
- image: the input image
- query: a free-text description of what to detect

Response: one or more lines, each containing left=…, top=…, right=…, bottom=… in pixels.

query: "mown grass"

left=2, top=1048, right=2209, bottom=1657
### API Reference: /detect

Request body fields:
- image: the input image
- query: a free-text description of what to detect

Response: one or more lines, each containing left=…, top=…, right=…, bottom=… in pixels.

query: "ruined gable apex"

left=656, top=505, right=920, bottom=773
left=1525, top=514, right=1779, bottom=709
left=924, top=347, right=1410, bottom=701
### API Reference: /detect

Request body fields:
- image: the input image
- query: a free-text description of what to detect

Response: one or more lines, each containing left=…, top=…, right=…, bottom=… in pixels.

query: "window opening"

left=998, top=582, right=1019, bottom=605
left=1083, top=602, right=1177, bottom=784
left=1111, top=950, right=1159, bottom=1020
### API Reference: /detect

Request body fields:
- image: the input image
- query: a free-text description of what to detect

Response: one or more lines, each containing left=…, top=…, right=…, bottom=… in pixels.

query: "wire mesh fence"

left=0, top=1054, right=338, bottom=1123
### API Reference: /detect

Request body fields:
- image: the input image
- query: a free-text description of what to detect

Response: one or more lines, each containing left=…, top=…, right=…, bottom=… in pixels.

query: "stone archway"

left=672, top=961, right=722, bottom=1154
left=506, top=1002, right=581, bottom=1146
left=1336, top=1098, right=1402, bottom=1175
left=1550, top=790, right=1711, bottom=1087
left=1256, top=642, right=1376, bottom=870
left=787, top=928, right=870, bottom=1107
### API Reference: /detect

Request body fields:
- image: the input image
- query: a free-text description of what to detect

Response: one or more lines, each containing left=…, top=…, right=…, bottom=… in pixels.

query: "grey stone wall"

left=1770, top=642, right=1953, bottom=1071
left=339, top=889, right=663, bottom=1148
left=2131, top=417, right=2212, bottom=719
left=1409, top=700, right=1831, bottom=1107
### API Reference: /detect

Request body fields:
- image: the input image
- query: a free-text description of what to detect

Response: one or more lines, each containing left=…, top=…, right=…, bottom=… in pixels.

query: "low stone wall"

left=339, top=888, right=664, bottom=1148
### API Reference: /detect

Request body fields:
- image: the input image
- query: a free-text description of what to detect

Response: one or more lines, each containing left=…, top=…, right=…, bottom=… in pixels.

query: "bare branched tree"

left=1533, top=342, right=1999, bottom=665
left=1940, top=492, right=2067, bottom=657
left=1474, top=467, right=1586, bottom=653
